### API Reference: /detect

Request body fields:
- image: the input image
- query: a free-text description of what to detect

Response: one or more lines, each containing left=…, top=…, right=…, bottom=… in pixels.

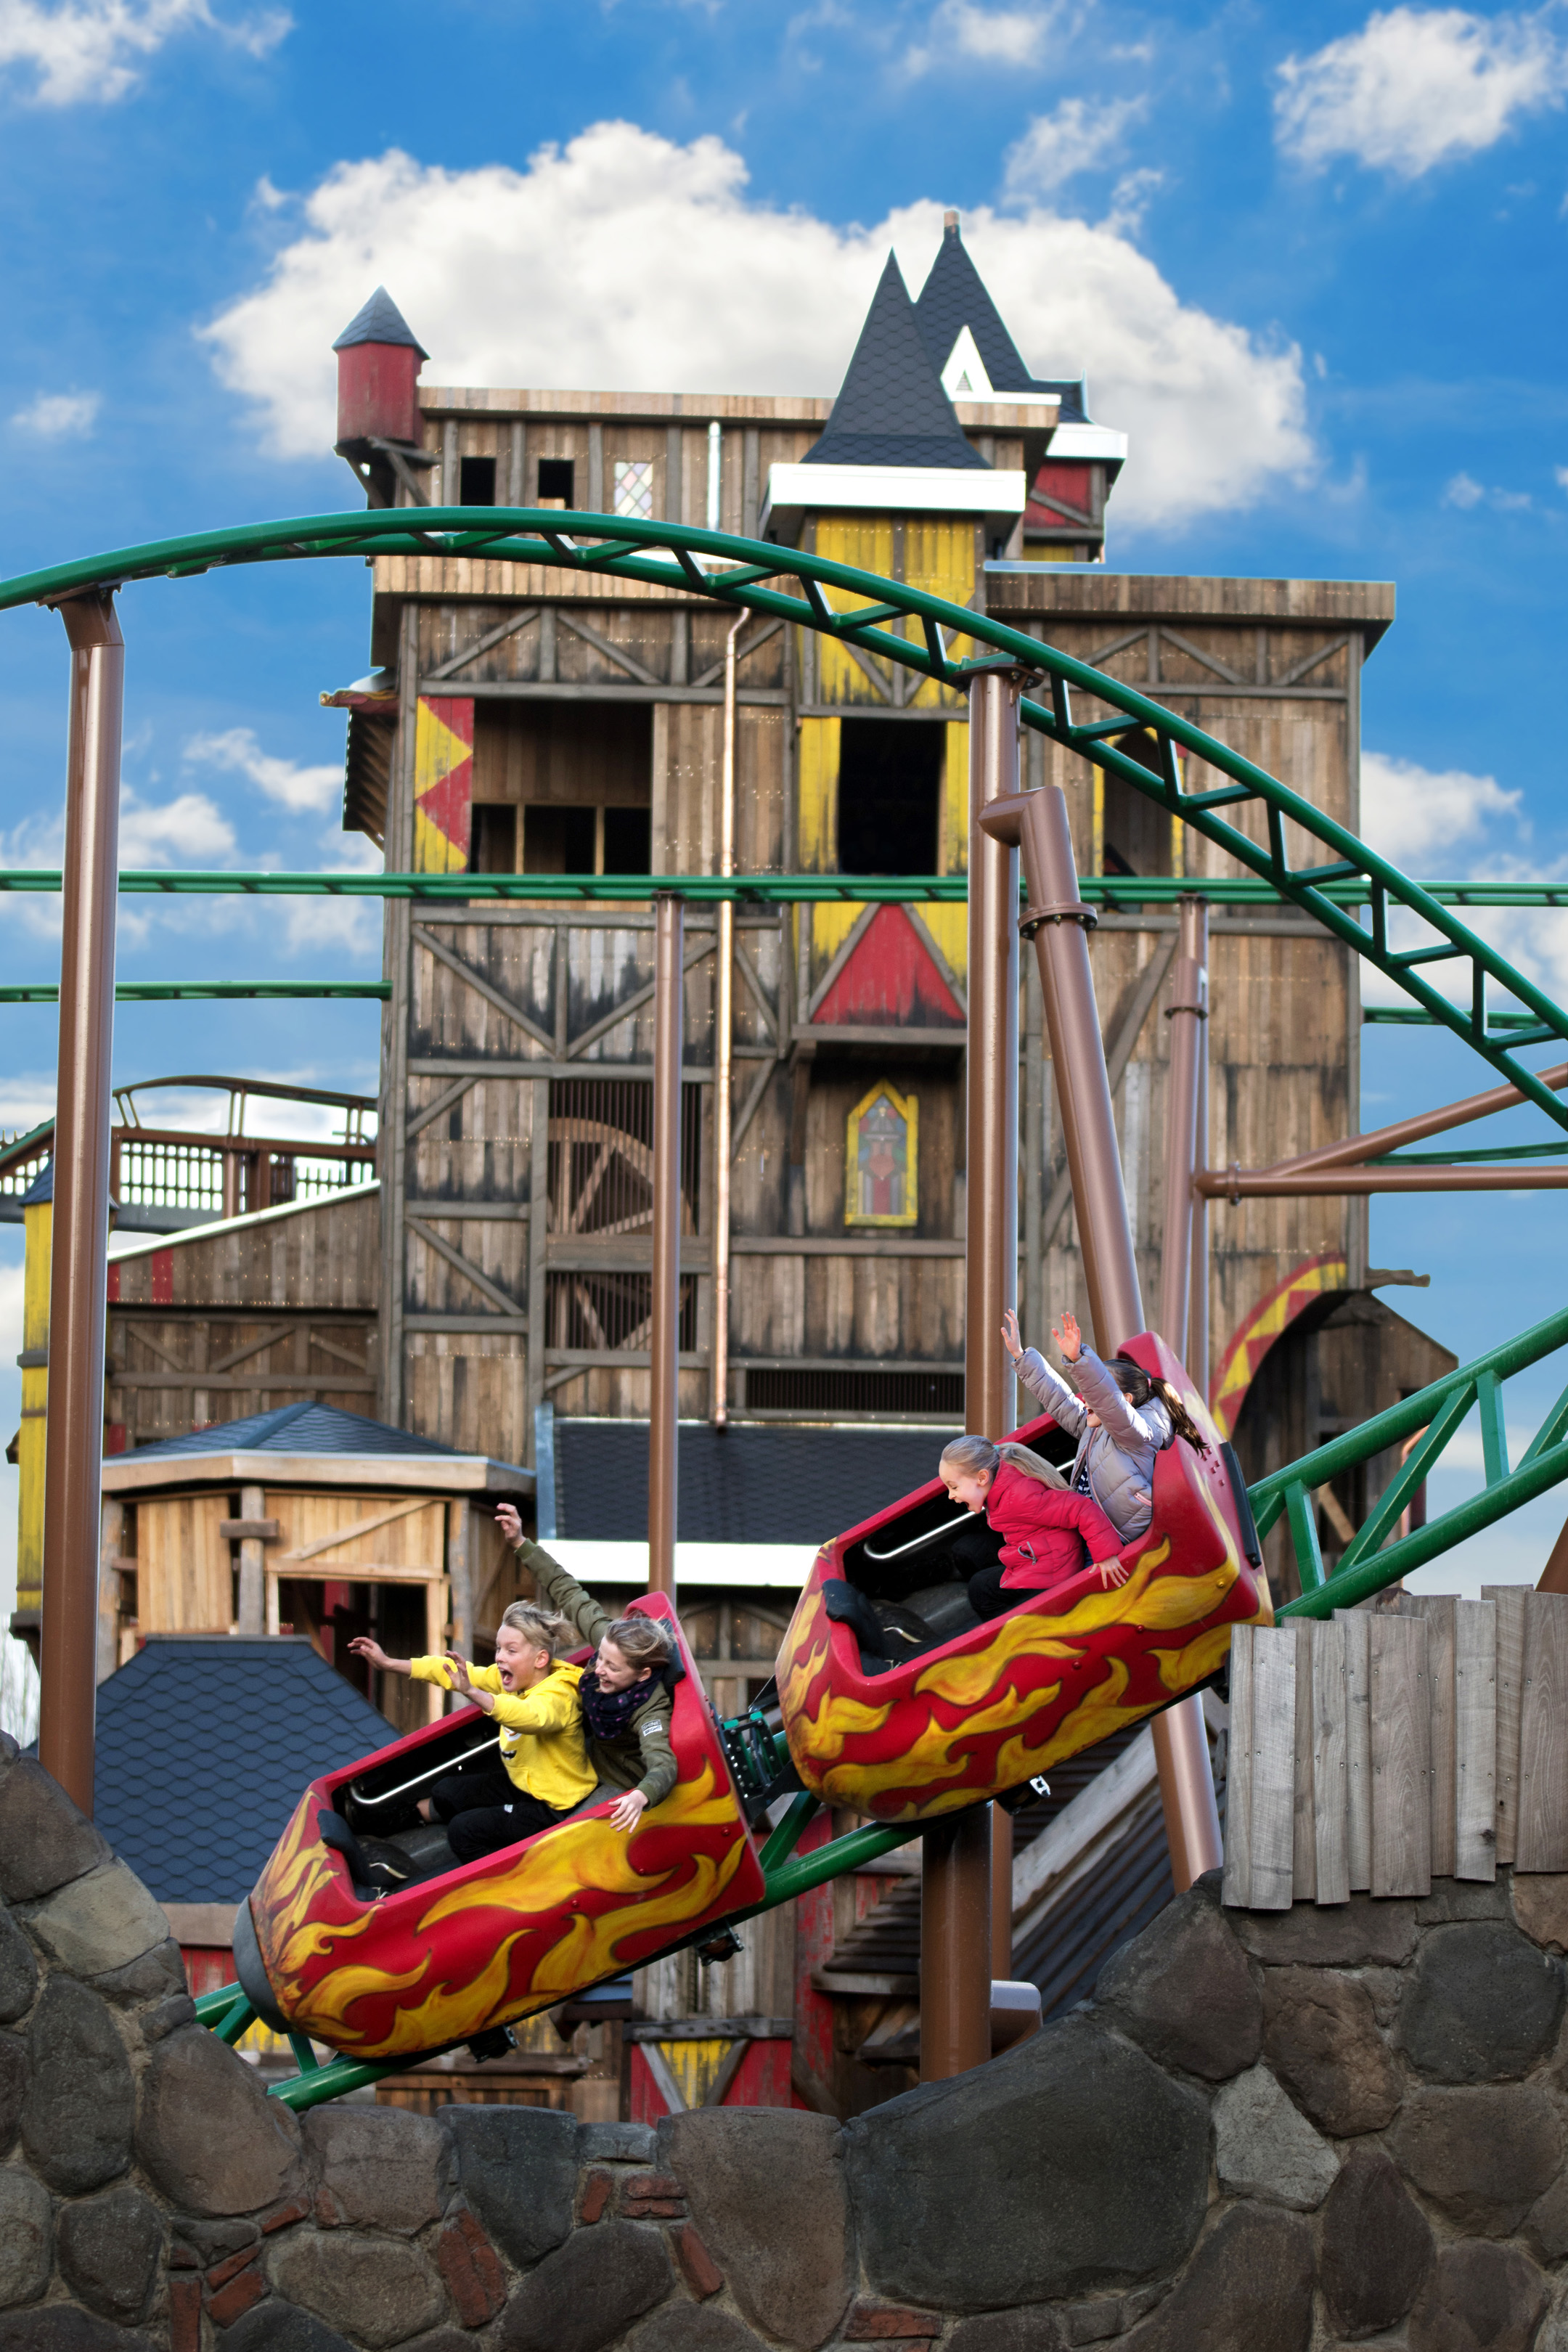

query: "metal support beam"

left=711, top=614, right=744, bottom=1429
left=979, top=786, right=1221, bottom=1892
left=649, top=892, right=683, bottom=1599
left=40, top=591, right=123, bottom=1815
left=1159, top=897, right=1209, bottom=1347
left=920, top=1809, right=992, bottom=2082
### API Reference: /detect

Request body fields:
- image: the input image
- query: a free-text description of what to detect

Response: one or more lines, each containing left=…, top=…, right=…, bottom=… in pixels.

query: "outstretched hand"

left=1095, top=1556, right=1131, bottom=1590
left=1053, top=1310, right=1083, bottom=1363
left=444, top=1652, right=487, bottom=1709
left=348, top=1635, right=391, bottom=1671
left=1001, top=1307, right=1024, bottom=1365
left=495, top=1503, right=523, bottom=1548
left=609, top=1788, right=649, bottom=1835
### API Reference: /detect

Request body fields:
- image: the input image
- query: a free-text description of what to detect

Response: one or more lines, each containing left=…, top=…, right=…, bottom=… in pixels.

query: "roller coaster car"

left=776, top=1333, right=1272, bottom=1824
left=232, top=1593, right=765, bottom=2063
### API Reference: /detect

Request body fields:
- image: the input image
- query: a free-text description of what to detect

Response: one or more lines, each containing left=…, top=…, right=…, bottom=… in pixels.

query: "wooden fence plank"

left=1312, top=1615, right=1349, bottom=1906
left=1336, top=1609, right=1373, bottom=1892
left=1406, top=1596, right=1457, bottom=1877
left=1454, top=1598, right=1498, bottom=1882
left=1518, top=1593, right=1568, bottom=1872
left=1484, top=1585, right=1527, bottom=1865
left=1371, top=1613, right=1432, bottom=1899
left=1292, top=1620, right=1317, bottom=1902
left=1222, top=1624, right=1254, bottom=1909
left=1249, top=1627, right=1299, bottom=1911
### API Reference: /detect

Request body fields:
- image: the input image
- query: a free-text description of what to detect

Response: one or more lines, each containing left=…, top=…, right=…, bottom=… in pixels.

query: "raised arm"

left=1066, top=1347, right=1165, bottom=1455
left=1013, top=1345, right=1087, bottom=1435
left=494, top=1505, right=613, bottom=1651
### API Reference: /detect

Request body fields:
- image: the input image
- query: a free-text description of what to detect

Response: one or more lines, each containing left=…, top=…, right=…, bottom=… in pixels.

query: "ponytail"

left=939, top=1435, right=1066, bottom=1490
left=1105, top=1354, right=1205, bottom=1453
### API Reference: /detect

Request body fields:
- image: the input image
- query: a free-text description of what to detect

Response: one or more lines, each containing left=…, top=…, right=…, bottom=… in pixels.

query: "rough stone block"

left=438, top=2104, right=577, bottom=2271
left=269, top=2230, right=447, bottom=2349
left=1058, top=2303, right=1122, bottom=2346
left=661, top=2107, right=849, bottom=2348
left=1230, top=1892, right=1416, bottom=1967
left=0, top=2165, right=52, bottom=2307
left=302, top=2105, right=446, bottom=2234
left=137, top=1993, right=196, bottom=2045
left=844, top=2014, right=1209, bottom=2312
left=1408, top=2240, right=1548, bottom=2352
left=396, top=2335, right=474, bottom=2352
left=632, top=2311, right=767, bottom=2352
left=1212, top=2064, right=1339, bottom=2209
left=25, top=1862, right=168, bottom=1979
left=494, top=2218, right=672, bottom=2352
left=1260, top=1967, right=1400, bottom=2135
left=1360, top=1965, right=1403, bottom=2028
left=0, top=2314, right=154, bottom=2352
left=1119, top=2204, right=1314, bottom=2352
left=1417, top=1878, right=1514, bottom=1924
left=135, top=2025, right=302, bottom=2216
left=0, top=1904, right=38, bottom=2022
left=222, top=2306, right=357, bottom=2352
left=91, top=1941, right=187, bottom=2006
left=435, top=2205, right=506, bottom=2329
left=844, top=2303, right=942, bottom=2338
left=1392, top=2084, right=1562, bottom=2234
left=170, top=2218, right=257, bottom=2264
left=1094, top=1890, right=1261, bottom=2081
left=1320, top=2147, right=1433, bottom=2338
left=0, top=2029, right=24, bottom=2155
left=57, top=2186, right=163, bottom=2324
left=23, top=1975, right=133, bottom=2193
left=1528, top=2173, right=1568, bottom=2262
left=580, top=2120, right=657, bottom=2163
left=946, top=2316, right=1065, bottom=2352
left=0, top=1760, right=110, bottom=1903
left=1513, top=1871, right=1568, bottom=1951
left=1399, top=1921, right=1565, bottom=2081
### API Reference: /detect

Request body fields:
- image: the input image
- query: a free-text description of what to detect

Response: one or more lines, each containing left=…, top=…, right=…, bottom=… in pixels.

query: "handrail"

left=1, top=508, right=1564, bottom=1122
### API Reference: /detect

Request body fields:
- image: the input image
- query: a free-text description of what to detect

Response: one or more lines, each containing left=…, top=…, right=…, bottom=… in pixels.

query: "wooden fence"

left=1222, top=1590, right=1568, bottom=1909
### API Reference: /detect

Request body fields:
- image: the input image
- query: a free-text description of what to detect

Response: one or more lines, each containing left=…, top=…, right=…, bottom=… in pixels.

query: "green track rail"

left=1, top=507, right=1565, bottom=1124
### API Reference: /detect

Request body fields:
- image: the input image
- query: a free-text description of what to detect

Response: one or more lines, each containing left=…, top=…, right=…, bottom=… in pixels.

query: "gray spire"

left=332, top=287, right=429, bottom=360
left=802, top=253, right=988, bottom=470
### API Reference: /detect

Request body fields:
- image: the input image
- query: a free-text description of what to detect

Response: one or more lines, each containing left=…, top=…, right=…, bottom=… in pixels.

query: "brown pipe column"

left=1158, top=897, right=1208, bottom=1347
left=40, top=591, right=123, bottom=1814
left=979, top=787, right=1221, bottom=1892
left=648, top=892, right=683, bottom=1601
left=711, top=614, right=744, bottom=1429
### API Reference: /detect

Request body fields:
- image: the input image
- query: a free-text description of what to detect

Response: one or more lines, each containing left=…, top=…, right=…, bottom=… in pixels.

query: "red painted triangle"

left=417, top=750, right=473, bottom=851
left=815, top=905, right=963, bottom=1027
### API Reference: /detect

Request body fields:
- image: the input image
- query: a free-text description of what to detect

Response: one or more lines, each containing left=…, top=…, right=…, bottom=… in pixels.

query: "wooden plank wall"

left=1220, top=1592, right=1568, bottom=1908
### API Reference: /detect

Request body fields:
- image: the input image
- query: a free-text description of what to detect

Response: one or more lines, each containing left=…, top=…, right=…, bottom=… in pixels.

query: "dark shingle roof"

left=123, top=1400, right=464, bottom=1462
left=913, top=220, right=1088, bottom=424
left=555, top=1421, right=952, bottom=1544
left=332, top=287, right=429, bottom=359
left=94, top=1637, right=393, bottom=1904
left=802, top=253, right=989, bottom=472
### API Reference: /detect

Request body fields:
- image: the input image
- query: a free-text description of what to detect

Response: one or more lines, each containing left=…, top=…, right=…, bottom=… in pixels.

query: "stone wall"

left=9, top=1723, right=1568, bottom=2352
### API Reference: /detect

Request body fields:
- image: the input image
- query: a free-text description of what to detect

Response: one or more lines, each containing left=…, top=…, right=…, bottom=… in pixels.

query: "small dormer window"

left=537, top=459, right=574, bottom=507
left=459, top=456, right=496, bottom=507
left=613, top=460, right=654, bottom=520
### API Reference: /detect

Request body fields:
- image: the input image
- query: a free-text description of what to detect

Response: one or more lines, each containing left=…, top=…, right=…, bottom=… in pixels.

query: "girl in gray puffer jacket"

left=1002, top=1307, right=1199, bottom=1543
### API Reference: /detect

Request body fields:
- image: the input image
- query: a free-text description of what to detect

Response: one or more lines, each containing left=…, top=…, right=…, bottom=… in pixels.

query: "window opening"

left=470, top=804, right=517, bottom=873
left=458, top=456, right=497, bottom=507
left=603, top=807, right=651, bottom=874
left=837, top=717, right=942, bottom=875
left=536, top=458, right=574, bottom=507
left=523, top=806, right=596, bottom=874
left=613, top=460, right=654, bottom=520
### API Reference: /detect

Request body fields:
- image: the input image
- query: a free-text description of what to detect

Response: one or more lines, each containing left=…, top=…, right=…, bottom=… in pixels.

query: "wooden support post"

left=40, top=591, right=123, bottom=1816
left=447, top=1498, right=473, bottom=1659
left=97, top=1500, right=123, bottom=1686
left=236, top=1482, right=266, bottom=1635
left=649, top=893, right=682, bottom=1600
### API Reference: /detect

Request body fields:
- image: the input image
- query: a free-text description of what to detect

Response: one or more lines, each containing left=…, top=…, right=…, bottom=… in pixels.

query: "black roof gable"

left=914, top=219, right=1087, bottom=425
left=124, top=1398, right=464, bottom=1461
left=802, top=252, right=989, bottom=471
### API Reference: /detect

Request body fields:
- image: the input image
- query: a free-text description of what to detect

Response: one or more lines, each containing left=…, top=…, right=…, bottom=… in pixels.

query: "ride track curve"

left=6, top=507, right=1567, bottom=2100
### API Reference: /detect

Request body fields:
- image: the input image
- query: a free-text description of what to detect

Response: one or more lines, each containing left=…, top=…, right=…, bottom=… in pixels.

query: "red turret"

left=332, top=289, right=432, bottom=507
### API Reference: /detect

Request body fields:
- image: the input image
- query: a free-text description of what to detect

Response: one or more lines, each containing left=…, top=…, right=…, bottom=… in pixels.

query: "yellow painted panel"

left=905, top=520, right=973, bottom=712
left=413, top=804, right=467, bottom=875
left=797, top=716, right=841, bottom=875
left=23, top=1199, right=50, bottom=1352
left=920, top=902, right=968, bottom=988
left=939, top=721, right=969, bottom=876
left=810, top=900, right=862, bottom=996
left=814, top=519, right=898, bottom=706
left=658, top=2038, right=730, bottom=2108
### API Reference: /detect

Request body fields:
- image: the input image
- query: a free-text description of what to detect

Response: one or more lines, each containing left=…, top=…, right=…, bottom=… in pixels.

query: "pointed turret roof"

left=332, top=287, right=429, bottom=359
left=914, top=216, right=1087, bottom=423
left=801, top=253, right=989, bottom=471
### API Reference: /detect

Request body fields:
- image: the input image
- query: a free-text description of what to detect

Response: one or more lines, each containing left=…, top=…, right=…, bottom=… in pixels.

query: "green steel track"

left=5, top=507, right=1567, bottom=2091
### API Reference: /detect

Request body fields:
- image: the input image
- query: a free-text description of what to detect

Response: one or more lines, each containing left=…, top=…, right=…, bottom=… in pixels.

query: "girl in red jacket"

left=939, top=1434, right=1127, bottom=1622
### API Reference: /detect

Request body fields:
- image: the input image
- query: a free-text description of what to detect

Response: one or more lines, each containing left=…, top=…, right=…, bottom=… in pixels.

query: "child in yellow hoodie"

left=349, top=1601, right=596, bottom=1863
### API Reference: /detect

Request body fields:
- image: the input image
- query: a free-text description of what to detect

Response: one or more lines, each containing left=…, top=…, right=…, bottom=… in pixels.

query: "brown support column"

left=979, top=786, right=1221, bottom=1892
left=918, top=664, right=1021, bottom=2085
left=648, top=891, right=683, bottom=1601
left=40, top=590, right=123, bottom=1815
left=991, top=1804, right=1013, bottom=1975
left=1158, top=897, right=1208, bottom=1347
left=711, top=614, right=744, bottom=1429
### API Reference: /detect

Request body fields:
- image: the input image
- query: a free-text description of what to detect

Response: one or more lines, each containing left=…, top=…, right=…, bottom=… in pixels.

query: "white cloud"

left=0, top=0, right=290, bottom=106
left=1003, top=95, right=1148, bottom=199
left=9, top=389, right=99, bottom=437
left=1443, top=470, right=1485, bottom=508
left=1275, top=7, right=1568, bottom=179
left=1360, top=750, right=1522, bottom=867
left=1556, top=465, right=1568, bottom=490
left=119, top=787, right=236, bottom=865
left=907, top=1, right=1052, bottom=73
left=200, top=122, right=1314, bottom=532
left=0, top=1076, right=58, bottom=1135
left=184, top=725, right=341, bottom=815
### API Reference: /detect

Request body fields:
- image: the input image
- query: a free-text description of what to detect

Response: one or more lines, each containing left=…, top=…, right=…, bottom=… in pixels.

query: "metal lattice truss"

left=3, top=506, right=1566, bottom=1128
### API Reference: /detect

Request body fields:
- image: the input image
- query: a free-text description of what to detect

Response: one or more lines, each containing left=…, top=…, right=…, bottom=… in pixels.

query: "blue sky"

left=0, top=0, right=1565, bottom=1662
